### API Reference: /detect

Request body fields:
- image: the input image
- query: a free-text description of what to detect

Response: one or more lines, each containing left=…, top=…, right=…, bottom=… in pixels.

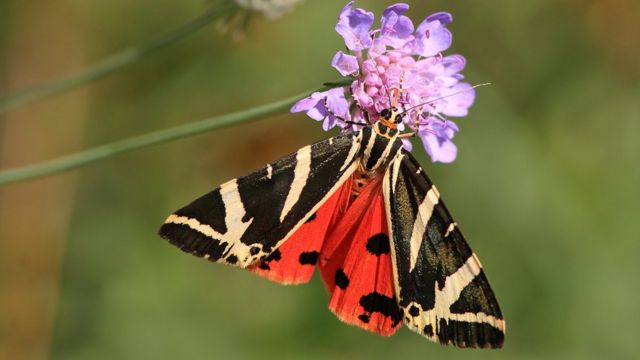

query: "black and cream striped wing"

left=159, top=132, right=362, bottom=268
left=382, top=150, right=505, bottom=348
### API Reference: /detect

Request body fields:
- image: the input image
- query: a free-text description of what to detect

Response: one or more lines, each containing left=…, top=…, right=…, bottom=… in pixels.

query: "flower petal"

left=439, top=83, right=475, bottom=117
left=380, top=3, right=414, bottom=48
left=368, top=37, right=387, bottom=57
left=409, top=13, right=453, bottom=57
left=325, top=87, right=350, bottom=119
left=335, top=1, right=374, bottom=51
left=426, top=12, right=453, bottom=26
left=290, top=92, right=320, bottom=112
left=419, top=132, right=457, bottom=163
left=429, top=137, right=457, bottom=163
left=418, top=118, right=459, bottom=162
left=442, top=54, right=466, bottom=75
left=331, top=51, right=359, bottom=76
left=352, top=81, right=374, bottom=108
left=308, top=103, right=328, bottom=121
left=291, top=92, right=328, bottom=120
left=291, top=88, right=352, bottom=129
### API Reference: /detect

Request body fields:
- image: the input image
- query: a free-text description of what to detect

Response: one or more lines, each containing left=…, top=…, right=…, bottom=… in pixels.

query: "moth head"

left=379, top=107, right=403, bottom=128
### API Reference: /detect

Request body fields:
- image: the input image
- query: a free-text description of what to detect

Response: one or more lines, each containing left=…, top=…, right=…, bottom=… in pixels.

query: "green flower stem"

left=0, top=4, right=236, bottom=115
left=0, top=84, right=343, bottom=185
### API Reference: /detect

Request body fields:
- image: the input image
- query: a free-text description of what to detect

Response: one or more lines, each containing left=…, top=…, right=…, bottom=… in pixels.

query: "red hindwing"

left=249, top=177, right=353, bottom=284
left=251, top=175, right=401, bottom=336
left=319, top=178, right=401, bottom=335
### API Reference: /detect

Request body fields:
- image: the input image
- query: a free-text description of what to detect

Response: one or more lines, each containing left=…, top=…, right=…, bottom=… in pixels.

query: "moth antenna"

left=323, top=96, right=355, bottom=127
left=396, top=70, right=416, bottom=126
left=342, top=120, right=369, bottom=127
left=400, top=82, right=491, bottom=116
left=390, top=88, right=400, bottom=108
left=356, top=103, right=372, bottom=124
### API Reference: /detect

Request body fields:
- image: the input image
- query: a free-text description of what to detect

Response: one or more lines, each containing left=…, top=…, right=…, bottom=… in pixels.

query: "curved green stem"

left=0, top=85, right=341, bottom=185
left=0, top=3, right=236, bottom=114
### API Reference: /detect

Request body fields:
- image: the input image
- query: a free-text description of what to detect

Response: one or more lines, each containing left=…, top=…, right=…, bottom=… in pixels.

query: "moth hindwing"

left=159, top=119, right=505, bottom=348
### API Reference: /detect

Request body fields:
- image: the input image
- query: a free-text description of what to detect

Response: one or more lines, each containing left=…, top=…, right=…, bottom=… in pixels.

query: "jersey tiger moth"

left=159, top=99, right=505, bottom=348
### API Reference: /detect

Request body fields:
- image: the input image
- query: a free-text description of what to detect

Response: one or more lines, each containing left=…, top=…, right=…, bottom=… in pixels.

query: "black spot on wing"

left=408, top=305, right=420, bottom=317
left=423, top=324, right=434, bottom=337
left=265, top=249, right=281, bottom=262
left=257, top=249, right=282, bottom=271
left=358, top=314, right=370, bottom=323
left=359, top=292, right=402, bottom=326
left=226, top=255, right=238, bottom=264
left=437, top=319, right=504, bottom=348
left=438, top=318, right=449, bottom=344
left=299, top=251, right=319, bottom=265
left=335, top=268, right=350, bottom=290
left=366, top=233, right=390, bottom=255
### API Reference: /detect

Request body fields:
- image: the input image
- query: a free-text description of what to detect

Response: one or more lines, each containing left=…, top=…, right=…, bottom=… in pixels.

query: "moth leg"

left=398, top=132, right=416, bottom=139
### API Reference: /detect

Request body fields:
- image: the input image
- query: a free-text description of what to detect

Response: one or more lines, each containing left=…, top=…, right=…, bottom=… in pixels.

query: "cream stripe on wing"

left=219, top=179, right=254, bottom=242
left=266, top=164, right=273, bottom=180
left=369, top=136, right=395, bottom=170
left=164, top=214, right=223, bottom=239
left=444, top=222, right=457, bottom=237
left=438, top=253, right=483, bottom=309
left=426, top=253, right=504, bottom=329
left=163, top=179, right=255, bottom=261
left=383, top=154, right=405, bottom=300
left=409, top=185, right=440, bottom=271
left=165, top=179, right=253, bottom=243
left=279, top=145, right=312, bottom=222
left=340, top=133, right=361, bottom=171
left=404, top=253, right=505, bottom=342
left=361, top=130, right=376, bottom=168
left=390, top=153, right=403, bottom=189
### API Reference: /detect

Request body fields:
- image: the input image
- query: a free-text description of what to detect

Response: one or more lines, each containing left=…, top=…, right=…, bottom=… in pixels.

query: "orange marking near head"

left=379, top=117, right=397, bottom=129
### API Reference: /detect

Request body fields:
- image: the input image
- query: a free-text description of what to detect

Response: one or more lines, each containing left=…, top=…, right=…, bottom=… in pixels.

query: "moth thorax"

left=359, top=126, right=402, bottom=173
left=352, top=164, right=379, bottom=198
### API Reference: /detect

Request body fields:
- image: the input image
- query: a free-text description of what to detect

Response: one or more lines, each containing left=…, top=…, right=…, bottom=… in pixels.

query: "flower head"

left=235, top=0, right=304, bottom=19
left=292, top=2, right=477, bottom=163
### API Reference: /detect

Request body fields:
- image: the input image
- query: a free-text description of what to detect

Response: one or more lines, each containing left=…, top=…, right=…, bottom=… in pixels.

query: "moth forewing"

left=159, top=132, right=363, bottom=267
left=383, top=151, right=505, bottom=348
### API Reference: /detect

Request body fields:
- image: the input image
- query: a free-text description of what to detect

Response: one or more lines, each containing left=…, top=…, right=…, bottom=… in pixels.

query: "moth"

left=159, top=91, right=505, bottom=348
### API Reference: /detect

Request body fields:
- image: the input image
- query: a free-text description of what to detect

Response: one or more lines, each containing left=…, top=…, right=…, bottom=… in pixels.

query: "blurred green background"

left=1, top=0, right=639, bottom=359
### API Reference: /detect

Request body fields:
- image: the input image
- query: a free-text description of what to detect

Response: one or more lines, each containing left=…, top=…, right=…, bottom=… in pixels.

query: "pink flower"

left=292, top=2, right=476, bottom=163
